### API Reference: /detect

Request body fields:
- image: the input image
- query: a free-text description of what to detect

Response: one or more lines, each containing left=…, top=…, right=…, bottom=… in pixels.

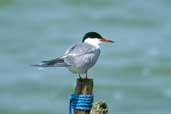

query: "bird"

left=32, top=32, right=114, bottom=79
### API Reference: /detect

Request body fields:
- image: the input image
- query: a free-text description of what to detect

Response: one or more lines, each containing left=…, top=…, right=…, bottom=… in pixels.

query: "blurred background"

left=0, top=0, right=171, bottom=114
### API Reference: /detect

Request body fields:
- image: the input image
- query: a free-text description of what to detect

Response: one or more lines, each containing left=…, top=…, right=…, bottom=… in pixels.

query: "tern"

left=32, top=32, right=114, bottom=79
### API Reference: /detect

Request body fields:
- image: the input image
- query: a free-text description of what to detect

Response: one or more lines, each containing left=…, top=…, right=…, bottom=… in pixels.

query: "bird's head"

left=82, top=32, right=114, bottom=47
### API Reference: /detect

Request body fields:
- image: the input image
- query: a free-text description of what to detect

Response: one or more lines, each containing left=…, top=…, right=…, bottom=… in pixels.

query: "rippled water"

left=0, top=0, right=171, bottom=114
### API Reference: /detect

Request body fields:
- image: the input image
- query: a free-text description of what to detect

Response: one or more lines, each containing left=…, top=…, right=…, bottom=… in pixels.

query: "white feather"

left=84, top=38, right=101, bottom=48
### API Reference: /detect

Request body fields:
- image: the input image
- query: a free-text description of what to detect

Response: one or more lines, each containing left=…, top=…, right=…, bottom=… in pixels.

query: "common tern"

left=32, top=32, right=114, bottom=79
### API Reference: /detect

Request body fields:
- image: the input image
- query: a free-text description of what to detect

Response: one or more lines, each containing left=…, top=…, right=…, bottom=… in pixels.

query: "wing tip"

left=30, top=64, right=47, bottom=67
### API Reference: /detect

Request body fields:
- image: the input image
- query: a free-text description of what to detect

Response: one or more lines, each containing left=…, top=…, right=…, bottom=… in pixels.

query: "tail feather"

left=30, top=64, right=49, bottom=67
left=31, top=57, right=70, bottom=67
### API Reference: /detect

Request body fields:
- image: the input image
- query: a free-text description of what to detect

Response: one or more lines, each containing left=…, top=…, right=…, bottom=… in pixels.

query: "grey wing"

left=64, top=43, right=100, bottom=68
left=33, top=43, right=84, bottom=67
left=64, top=43, right=96, bottom=56
left=64, top=43, right=83, bottom=56
left=31, top=43, right=92, bottom=68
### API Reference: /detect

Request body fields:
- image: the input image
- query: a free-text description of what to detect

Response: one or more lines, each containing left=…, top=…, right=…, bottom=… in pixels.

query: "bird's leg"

left=85, top=71, right=89, bottom=79
left=78, top=74, right=82, bottom=79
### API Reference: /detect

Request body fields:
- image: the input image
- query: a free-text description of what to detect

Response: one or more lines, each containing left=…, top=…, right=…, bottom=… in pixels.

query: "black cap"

left=82, top=32, right=103, bottom=42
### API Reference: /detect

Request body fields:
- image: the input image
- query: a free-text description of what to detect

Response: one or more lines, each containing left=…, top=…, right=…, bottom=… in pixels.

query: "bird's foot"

left=85, top=75, right=89, bottom=80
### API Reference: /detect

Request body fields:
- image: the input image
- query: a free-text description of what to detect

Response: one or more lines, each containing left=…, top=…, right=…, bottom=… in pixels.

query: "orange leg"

left=85, top=71, right=89, bottom=79
left=78, top=74, right=82, bottom=79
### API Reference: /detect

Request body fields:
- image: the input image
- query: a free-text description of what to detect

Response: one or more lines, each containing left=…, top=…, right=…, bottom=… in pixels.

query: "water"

left=0, top=0, right=171, bottom=114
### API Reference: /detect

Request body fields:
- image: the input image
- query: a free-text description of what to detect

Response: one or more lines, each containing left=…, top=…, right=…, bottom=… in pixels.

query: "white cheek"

left=84, top=38, right=101, bottom=48
left=85, top=38, right=101, bottom=44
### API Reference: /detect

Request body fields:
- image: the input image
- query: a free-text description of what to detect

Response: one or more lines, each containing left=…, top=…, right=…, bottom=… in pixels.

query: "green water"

left=0, top=0, right=171, bottom=114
